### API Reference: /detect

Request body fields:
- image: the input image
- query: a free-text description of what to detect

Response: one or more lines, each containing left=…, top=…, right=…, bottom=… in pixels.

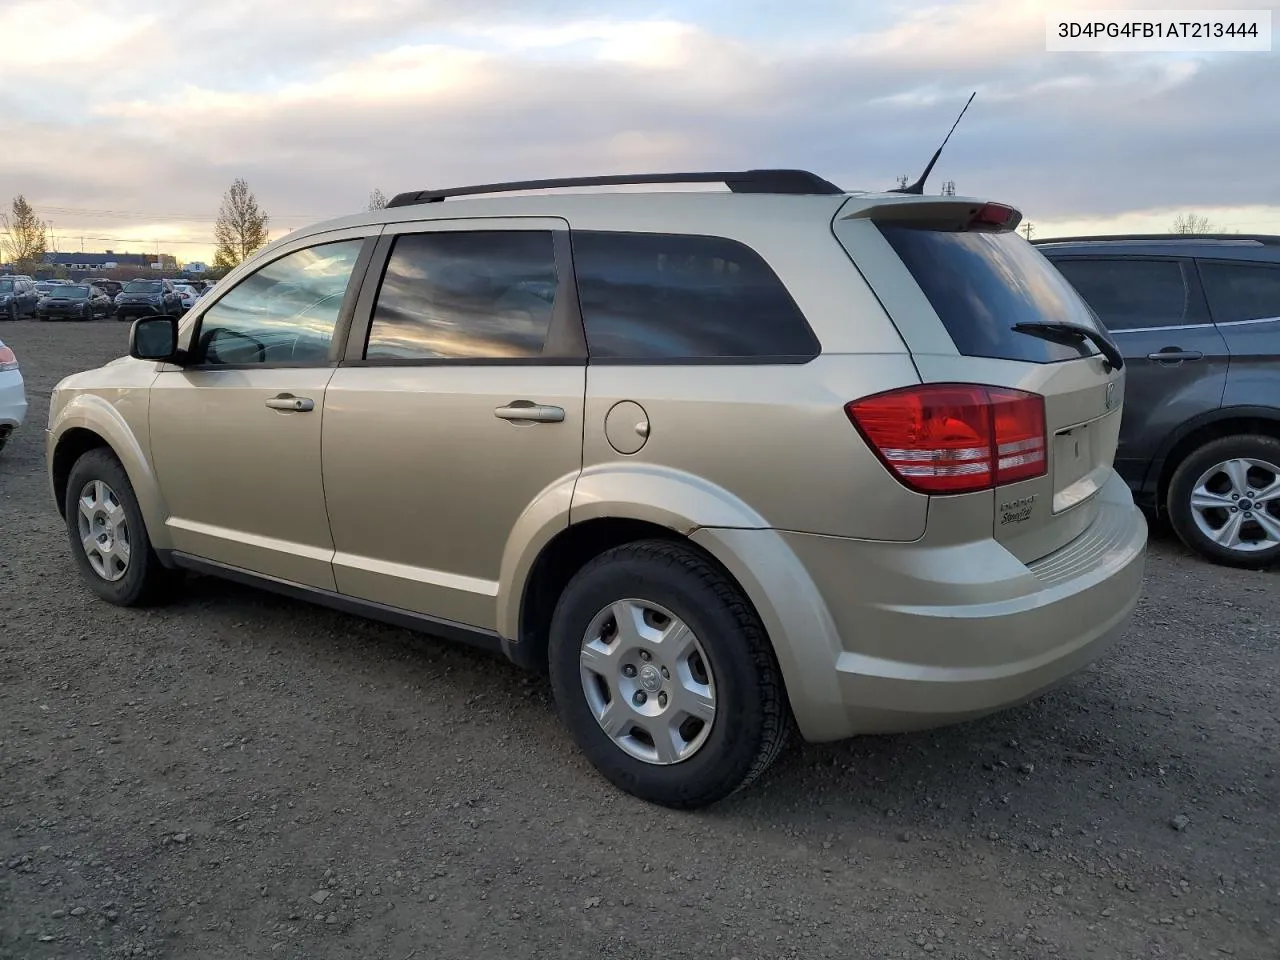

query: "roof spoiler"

left=839, top=197, right=1023, bottom=232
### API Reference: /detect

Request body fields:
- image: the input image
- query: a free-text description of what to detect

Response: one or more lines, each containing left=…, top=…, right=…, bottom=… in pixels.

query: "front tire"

left=64, top=448, right=182, bottom=605
left=548, top=539, right=789, bottom=809
left=1167, top=434, right=1280, bottom=568
left=5, top=303, right=14, bottom=321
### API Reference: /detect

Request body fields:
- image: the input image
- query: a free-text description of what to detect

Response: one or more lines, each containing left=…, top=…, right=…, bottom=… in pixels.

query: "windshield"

left=879, top=225, right=1101, bottom=364
left=124, top=281, right=162, bottom=293
left=52, top=285, right=90, bottom=299
left=0, top=280, right=12, bottom=293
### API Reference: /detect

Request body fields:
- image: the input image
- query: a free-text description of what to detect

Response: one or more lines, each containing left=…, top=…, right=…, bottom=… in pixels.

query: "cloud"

left=1, top=0, right=1275, bottom=261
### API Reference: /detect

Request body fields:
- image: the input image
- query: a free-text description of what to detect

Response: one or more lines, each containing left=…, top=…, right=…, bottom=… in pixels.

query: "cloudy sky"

left=2, top=0, right=1276, bottom=264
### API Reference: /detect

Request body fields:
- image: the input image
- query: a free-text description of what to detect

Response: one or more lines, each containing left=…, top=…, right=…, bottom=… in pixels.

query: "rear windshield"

left=879, top=226, right=1099, bottom=363
left=124, top=281, right=162, bottom=293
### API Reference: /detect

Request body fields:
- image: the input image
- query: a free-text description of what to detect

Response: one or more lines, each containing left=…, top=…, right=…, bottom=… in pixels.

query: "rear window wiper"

left=1011, top=320, right=1124, bottom=372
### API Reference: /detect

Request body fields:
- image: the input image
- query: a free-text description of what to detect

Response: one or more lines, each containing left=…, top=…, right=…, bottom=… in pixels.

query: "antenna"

left=891, top=91, right=976, bottom=196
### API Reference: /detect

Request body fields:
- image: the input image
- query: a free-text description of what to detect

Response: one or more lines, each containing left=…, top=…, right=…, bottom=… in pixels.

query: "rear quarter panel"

left=566, top=195, right=927, bottom=541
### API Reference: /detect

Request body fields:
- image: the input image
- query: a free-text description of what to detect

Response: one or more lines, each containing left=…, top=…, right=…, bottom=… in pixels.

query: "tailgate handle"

left=1148, top=348, right=1203, bottom=364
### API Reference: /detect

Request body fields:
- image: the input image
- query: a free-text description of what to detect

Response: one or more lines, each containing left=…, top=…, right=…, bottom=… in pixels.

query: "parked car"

left=47, top=170, right=1147, bottom=808
left=113, top=279, right=183, bottom=320
left=171, top=283, right=200, bottom=312
left=0, top=336, right=26, bottom=454
left=37, top=283, right=114, bottom=321
left=85, top=278, right=124, bottom=301
left=0, top=276, right=40, bottom=320
left=1038, top=234, right=1280, bottom=567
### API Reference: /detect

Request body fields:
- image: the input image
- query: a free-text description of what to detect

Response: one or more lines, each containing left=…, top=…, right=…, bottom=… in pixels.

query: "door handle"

left=494, top=402, right=565, bottom=423
left=1147, top=349, right=1203, bottom=363
left=265, top=394, right=314, bottom=412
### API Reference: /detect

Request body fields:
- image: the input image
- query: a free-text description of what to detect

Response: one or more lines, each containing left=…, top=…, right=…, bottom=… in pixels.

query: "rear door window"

left=1198, top=260, right=1280, bottom=324
left=878, top=226, right=1098, bottom=363
left=571, top=230, right=819, bottom=361
left=1051, top=258, right=1199, bottom=331
left=364, top=231, right=558, bottom=361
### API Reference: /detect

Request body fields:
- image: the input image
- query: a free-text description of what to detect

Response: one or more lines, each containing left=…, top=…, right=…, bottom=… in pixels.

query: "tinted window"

left=365, top=231, right=557, bottom=361
left=571, top=231, right=817, bottom=361
left=0, top=280, right=12, bottom=292
left=1199, top=260, right=1280, bottom=324
left=52, top=285, right=89, bottom=299
left=124, top=280, right=162, bottom=293
left=879, top=226, right=1098, bottom=363
left=195, top=239, right=364, bottom=366
left=1051, top=258, right=1192, bottom=331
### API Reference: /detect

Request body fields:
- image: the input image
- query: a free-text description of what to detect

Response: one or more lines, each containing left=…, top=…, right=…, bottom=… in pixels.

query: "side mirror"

left=129, top=316, right=182, bottom=362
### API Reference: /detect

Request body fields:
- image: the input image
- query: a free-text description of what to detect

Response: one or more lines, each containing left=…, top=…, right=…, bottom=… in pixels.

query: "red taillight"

left=969, top=202, right=1018, bottom=230
left=845, top=384, right=1046, bottom=494
left=0, top=345, right=17, bottom=371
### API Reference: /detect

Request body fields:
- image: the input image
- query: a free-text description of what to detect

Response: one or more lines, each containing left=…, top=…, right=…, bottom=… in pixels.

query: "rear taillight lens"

left=846, top=384, right=1046, bottom=494
left=0, top=345, right=18, bottom=372
left=969, top=202, right=1019, bottom=231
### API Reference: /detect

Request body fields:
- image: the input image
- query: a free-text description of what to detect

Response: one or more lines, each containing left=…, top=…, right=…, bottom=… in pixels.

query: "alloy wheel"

left=1188, top=457, right=1280, bottom=553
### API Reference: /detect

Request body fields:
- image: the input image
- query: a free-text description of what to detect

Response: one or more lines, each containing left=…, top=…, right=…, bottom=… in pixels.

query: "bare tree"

left=368, top=188, right=389, bottom=211
left=1171, top=212, right=1216, bottom=235
left=1, top=195, right=48, bottom=273
left=940, top=179, right=956, bottom=196
left=213, top=179, right=270, bottom=270
left=896, top=174, right=910, bottom=189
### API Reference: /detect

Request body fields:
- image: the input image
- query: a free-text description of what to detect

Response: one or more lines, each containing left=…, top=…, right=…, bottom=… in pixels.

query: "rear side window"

left=365, top=231, right=557, bottom=361
left=879, top=226, right=1096, bottom=363
left=571, top=231, right=819, bottom=361
left=1198, top=260, right=1280, bottom=324
left=1051, top=258, right=1194, bottom=330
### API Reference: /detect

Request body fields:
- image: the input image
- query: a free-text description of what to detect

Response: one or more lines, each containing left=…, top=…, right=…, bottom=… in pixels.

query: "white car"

left=172, top=283, right=200, bottom=312
left=0, top=337, right=27, bottom=455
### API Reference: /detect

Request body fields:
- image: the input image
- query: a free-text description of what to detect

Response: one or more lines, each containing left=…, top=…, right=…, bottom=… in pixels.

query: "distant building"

left=38, top=250, right=178, bottom=279
left=182, top=261, right=211, bottom=275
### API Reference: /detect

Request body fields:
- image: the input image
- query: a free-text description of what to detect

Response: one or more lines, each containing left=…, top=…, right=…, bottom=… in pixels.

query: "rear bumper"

left=692, top=472, right=1147, bottom=742
left=0, top=370, right=28, bottom=430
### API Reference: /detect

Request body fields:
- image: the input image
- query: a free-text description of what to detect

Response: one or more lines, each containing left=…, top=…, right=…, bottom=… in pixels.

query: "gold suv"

left=46, top=170, right=1148, bottom=808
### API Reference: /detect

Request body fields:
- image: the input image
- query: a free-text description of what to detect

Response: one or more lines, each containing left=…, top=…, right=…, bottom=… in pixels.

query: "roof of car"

left=283, top=190, right=1015, bottom=257
left=1035, top=233, right=1280, bottom=262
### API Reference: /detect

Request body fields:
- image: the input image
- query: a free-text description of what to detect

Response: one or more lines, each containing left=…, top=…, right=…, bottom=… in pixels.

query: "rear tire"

left=64, top=448, right=183, bottom=606
left=1167, top=434, right=1280, bottom=568
left=548, top=539, right=789, bottom=809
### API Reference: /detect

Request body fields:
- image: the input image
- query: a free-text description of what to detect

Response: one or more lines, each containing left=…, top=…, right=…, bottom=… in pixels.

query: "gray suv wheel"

left=1168, top=434, right=1280, bottom=567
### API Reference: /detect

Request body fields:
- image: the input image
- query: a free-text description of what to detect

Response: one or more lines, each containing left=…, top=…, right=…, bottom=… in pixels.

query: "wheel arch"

left=496, top=463, right=772, bottom=666
left=49, top=397, right=172, bottom=550
left=497, top=466, right=847, bottom=741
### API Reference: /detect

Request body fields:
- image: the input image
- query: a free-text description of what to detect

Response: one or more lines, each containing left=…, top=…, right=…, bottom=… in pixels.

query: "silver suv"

left=47, top=170, right=1147, bottom=808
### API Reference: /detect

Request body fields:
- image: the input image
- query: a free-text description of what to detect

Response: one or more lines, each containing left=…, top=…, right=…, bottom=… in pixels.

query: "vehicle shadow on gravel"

left=166, top=565, right=1267, bottom=858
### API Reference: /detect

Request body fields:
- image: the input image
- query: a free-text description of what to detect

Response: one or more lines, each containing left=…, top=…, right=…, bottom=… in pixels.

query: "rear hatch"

left=833, top=196, right=1124, bottom=563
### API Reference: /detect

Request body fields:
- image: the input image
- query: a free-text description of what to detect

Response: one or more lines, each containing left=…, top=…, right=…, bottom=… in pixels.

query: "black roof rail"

left=1033, top=233, right=1280, bottom=245
left=386, top=169, right=844, bottom=207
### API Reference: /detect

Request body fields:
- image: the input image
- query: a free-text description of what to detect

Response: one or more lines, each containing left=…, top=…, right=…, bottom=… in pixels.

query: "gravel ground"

left=1, top=319, right=1277, bottom=960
